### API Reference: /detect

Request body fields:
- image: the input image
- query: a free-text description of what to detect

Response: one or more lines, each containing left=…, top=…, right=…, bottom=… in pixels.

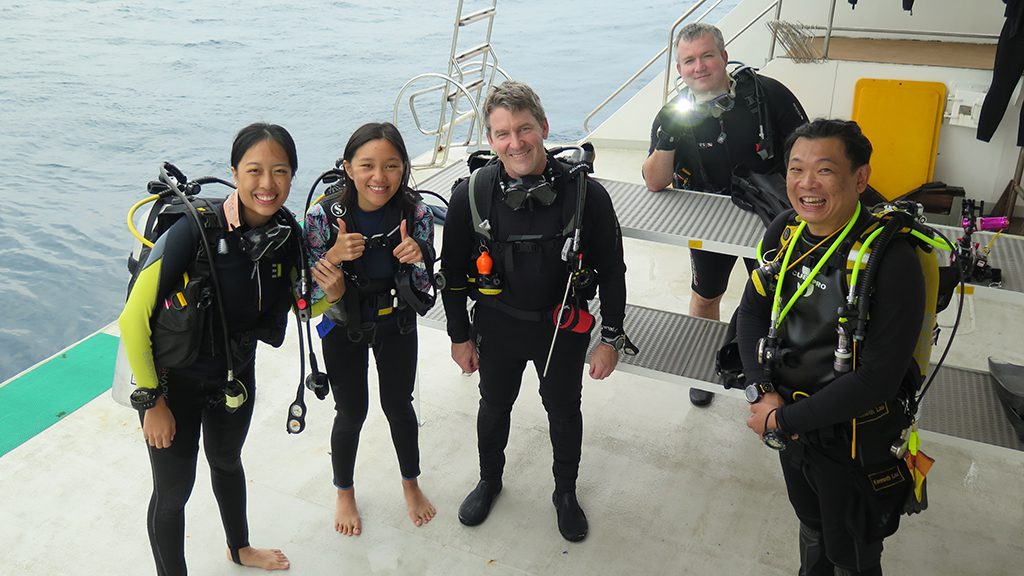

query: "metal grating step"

left=917, top=365, right=1024, bottom=451
left=420, top=302, right=1022, bottom=452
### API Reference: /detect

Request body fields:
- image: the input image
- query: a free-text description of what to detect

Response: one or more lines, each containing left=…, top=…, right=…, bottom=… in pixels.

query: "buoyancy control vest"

left=763, top=206, right=949, bottom=415
left=462, top=155, right=595, bottom=316
left=315, top=188, right=435, bottom=343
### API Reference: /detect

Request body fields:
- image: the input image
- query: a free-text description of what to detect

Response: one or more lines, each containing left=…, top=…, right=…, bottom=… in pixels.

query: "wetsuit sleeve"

left=117, top=217, right=197, bottom=390
left=305, top=203, right=334, bottom=317
left=760, top=74, right=808, bottom=166
left=583, top=179, right=626, bottom=330
left=440, top=179, right=474, bottom=343
left=776, top=240, right=925, bottom=434
left=647, top=113, right=662, bottom=156
left=410, top=200, right=436, bottom=292
left=736, top=214, right=790, bottom=384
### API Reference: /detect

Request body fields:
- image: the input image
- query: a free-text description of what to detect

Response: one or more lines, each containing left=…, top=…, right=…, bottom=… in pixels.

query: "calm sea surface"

left=0, top=0, right=736, bottom=382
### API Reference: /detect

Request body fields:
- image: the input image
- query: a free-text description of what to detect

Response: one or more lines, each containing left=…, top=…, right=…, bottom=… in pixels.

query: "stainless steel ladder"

left=393, top=0, right=510, bottom=168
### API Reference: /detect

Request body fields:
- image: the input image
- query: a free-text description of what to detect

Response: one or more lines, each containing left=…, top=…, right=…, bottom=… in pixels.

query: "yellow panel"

left=851, top=79, right=946, bottom=201
left=688, top=239, right=704, bottom=249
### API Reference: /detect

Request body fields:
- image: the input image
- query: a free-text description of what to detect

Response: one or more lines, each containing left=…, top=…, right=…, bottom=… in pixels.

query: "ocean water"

left=0, top=0, right=737, bottom=383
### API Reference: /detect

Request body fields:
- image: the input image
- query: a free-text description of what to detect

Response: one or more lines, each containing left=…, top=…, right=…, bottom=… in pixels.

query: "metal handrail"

left=582, top=48, right=668, bottom=133
left=393, top=73, right=486, bottom=168
left=817, top=0, right=997, bottom=59
left=582, top=0, right=718, bottom=133
left=391, top=0, right=503, bottom=168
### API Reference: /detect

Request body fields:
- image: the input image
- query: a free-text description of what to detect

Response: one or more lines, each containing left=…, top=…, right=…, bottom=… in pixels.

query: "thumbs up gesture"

left=327, top=217, right=366, bottom=263
left=393, top=219, right=423, bottom=264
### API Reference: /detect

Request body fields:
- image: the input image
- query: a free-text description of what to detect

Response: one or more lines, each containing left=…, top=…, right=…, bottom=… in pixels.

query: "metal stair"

left=393, top=0, right=510, bottom=168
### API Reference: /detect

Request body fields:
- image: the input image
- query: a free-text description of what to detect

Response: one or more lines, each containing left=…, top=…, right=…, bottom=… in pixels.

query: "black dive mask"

left=674, top=90, right=736, bottom=120
left=702, top=92, right=735, bottom=118
left=502, top=175, right=557, bottom=211
left=240, top=220, right=291, bottom=261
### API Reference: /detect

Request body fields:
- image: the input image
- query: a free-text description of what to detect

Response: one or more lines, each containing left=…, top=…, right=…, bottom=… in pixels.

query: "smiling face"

left=786, top=136, right=871, bottom=236
left=342, top=138, right=404, bottom=212
left=486, top=106, right=549, bottom=179
left=230, top=138, right=293, bottom=227
left=676, top=32, right=730, bottom=98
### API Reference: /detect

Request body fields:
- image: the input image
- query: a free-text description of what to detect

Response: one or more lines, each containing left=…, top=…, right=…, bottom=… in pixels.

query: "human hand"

left=588, top=343, right=619, bottom=380
left=451, top=340, right=479, bottom=374
left=392, top=220, right=423, bottom=264
left=142, top=397, right=175, bottom=449
left=655, top=100, right=696, bottom=150
left=311, top=257, right=346, bottom=302
left=327, top=218, right=365, bottom=263
left=747, top=391, right=784, bottom=437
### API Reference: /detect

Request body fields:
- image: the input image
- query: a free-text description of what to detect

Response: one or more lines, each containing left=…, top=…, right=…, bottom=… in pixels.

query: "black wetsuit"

left=736, top=208, right=924, bottom=575
left=304, top=192, right=435, bottom=489
left=119, top=205, right=295, bottom=576
left=978, top=0, right=1024, bottom=145
left=440, top=156, right=626, bottom=493
left=647, top=71, right=807, bottom=299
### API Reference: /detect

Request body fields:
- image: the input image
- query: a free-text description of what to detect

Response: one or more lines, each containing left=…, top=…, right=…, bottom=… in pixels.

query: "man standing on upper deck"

left=642, top=22, right=807, bottom=408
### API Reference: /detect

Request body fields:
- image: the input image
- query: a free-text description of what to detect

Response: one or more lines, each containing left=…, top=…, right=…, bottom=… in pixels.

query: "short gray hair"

left=483, top=80, right=547, bottom=133
left=675, top=22, right=725, bottom=58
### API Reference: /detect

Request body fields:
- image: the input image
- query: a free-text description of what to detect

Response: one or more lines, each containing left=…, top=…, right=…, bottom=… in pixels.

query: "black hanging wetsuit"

left=978, top=0, right=1024, bottom=145
left=440, top=156, right=626, bottom=493
left=119, top=203, right=295, bottom=576
left=736, top=208, right=924, bottom=575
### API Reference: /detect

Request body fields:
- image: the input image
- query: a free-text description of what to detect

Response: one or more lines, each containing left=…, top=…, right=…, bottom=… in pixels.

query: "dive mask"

left=675, top=92, right=735, bottom=119
left=240, top=220, right=292, bottom=261
left=501, top=175, right=557, bottom=211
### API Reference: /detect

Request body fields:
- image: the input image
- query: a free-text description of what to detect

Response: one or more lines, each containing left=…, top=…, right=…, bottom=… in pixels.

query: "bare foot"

left=228, top=546, right=290, bottom=571
left=335, top=488, right=362, bottom=536
left=402, top=478, right=436, bottom=527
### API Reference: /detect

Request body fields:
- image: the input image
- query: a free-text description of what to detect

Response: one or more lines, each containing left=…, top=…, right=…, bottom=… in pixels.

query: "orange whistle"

left=476, top=250, right=493, bottom=275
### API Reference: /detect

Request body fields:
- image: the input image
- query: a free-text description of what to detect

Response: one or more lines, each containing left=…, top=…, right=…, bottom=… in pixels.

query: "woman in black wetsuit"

left=304, top=122, right=436, bottom=536
left=118, top=123, right=298, bottom=574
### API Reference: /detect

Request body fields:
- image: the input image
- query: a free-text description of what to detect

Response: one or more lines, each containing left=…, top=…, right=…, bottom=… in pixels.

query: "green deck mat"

left=0, top=332, right=118, bottom=457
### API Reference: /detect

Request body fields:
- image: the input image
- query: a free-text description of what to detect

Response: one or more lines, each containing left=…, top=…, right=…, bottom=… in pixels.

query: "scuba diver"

left=737, top=119, right=939, bottom=576
left=642, top=22, right=807, bottom=408
left=303, top=122, right=437, bottom=536
left=438, top=81, right=632, bottom=543
left=118, top=123, right=299, bottom=574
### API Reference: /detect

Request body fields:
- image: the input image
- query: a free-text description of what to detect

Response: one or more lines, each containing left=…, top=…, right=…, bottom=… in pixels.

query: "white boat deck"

left=2, top=313, right=1024, bottom=575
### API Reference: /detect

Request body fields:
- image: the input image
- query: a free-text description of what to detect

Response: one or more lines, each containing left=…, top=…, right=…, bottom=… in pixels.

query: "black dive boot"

left=552, top=490, right=588, bottom=542
left=458, top=479, right=502, bottom=526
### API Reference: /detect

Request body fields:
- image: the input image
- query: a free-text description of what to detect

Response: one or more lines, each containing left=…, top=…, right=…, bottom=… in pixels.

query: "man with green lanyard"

left=736, top=119, right=924, bottom=576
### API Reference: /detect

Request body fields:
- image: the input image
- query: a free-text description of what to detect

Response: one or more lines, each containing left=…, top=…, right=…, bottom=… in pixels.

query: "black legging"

left=142, top=367, right=256, bottom=576
left=473, top=304, right=590, bottom=494
left=321, top=320, right=420, bottom=489
left=978, top=2, right=1024, bottom=145
left=780, top=443, right=884, bottom=576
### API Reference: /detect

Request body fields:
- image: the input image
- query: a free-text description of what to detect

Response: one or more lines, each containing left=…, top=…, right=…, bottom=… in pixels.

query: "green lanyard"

left=770, top=203, right=862, bottom=331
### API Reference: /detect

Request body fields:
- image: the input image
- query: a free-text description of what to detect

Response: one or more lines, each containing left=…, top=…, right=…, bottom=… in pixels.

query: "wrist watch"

left=744, top=380, right=775, bottom=404
left=130, top=387, right=162, bottom=411
left=601, top=333, right=627, bottom=352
